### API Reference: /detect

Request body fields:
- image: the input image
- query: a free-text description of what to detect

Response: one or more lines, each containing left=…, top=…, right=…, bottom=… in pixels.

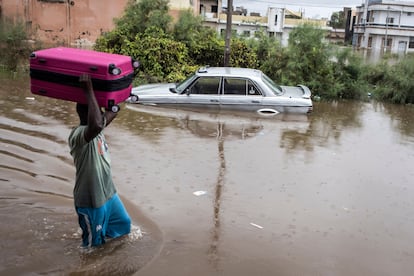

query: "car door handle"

left=210, top=99, right=219, bottom=103
left=251, top=100, right=260, bottom=103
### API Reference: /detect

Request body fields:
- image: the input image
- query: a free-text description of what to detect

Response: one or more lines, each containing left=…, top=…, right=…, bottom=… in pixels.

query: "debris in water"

left=250, top=223, right=263, bottom=229
left=193, top=191, right=207, bottom=196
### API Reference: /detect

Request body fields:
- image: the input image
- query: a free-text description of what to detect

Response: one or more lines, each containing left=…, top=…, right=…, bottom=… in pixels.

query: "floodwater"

left=1, top=73, right=414, bottom=276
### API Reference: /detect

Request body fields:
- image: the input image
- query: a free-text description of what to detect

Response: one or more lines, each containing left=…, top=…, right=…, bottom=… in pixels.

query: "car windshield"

left=176, top=73, right=197, bottom=93
left=262, top=74, right=283, bottom=95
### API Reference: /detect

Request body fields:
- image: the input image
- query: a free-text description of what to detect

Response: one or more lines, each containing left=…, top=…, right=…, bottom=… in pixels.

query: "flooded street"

left=1, top=73, right=414, bottom=276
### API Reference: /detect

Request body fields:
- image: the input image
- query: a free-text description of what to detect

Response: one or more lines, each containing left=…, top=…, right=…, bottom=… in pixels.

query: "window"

left=223, top=78, right=261, bottom=96
left=190, top=77, right=220, bottom=95
left=386, top=17, right=394, bottom=24
left=274, top=15, right=278, bottom=25
left=223, top=78, right=246, bottom=95
left=368, top=36, right=373, bottom=48
left=211, top=6, right=218, bottom=13
left=242, top=30, right=250, bottom=37
left=409, top=37, right=414, bottom=49
left=247, top=82, right=261, bottom=95
left=383, top=38, right=392, bottom=48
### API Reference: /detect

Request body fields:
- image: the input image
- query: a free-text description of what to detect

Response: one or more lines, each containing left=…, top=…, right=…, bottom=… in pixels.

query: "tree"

left=330, top=11, right=346, bottom=29
left=0, top=19, right=34, bottom=71
left=173, top=10, right=223, bottom=67
left=281, top=24, right=344, bottom=99
left=120, top=27, right=195, bottom=84
left=95, top=0, right=172, bottom=53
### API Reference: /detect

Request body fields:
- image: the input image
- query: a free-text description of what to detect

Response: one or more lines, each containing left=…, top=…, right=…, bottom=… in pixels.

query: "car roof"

left=196, top=67, right=263, bottom=80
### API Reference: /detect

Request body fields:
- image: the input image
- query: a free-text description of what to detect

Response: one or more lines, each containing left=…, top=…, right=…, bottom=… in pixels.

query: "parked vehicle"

left=128, top=67, right=313, bottom=115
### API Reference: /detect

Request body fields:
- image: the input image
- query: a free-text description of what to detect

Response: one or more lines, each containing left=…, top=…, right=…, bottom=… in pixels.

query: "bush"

left=368, top=56, right=414, bottom=104
left=120, top=27, right=195, bottom=84
left=0, top=19, right=33, bottom=71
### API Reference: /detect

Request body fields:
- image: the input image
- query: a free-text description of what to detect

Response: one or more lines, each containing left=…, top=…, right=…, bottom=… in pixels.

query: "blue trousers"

left=76, top=193, right=131, bottom=247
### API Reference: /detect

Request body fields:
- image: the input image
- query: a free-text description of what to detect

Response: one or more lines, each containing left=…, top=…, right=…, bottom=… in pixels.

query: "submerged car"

left=128, top=67, right=313, bottom=115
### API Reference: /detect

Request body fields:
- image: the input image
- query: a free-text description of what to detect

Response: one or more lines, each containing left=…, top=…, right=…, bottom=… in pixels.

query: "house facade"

left=353, top=0, right=414, bottom=54
left=0, top=0, right=200, bottom=46
left=203, top=6, right=330, bottom=47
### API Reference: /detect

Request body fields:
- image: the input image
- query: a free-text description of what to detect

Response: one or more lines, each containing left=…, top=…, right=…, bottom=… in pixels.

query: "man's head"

left=76, top=103, right=88, bottom=125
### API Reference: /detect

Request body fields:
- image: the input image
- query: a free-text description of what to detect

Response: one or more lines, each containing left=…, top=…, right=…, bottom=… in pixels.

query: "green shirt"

left=68, top=126, right=116, bottom=208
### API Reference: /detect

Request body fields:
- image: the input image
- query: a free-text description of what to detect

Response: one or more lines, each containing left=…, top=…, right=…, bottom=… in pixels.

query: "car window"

left=262, top=74, right=283, bottom=95
left=223, top=78, right=262, bottom=96
left=247, top=81, right=261, bottom=95
left=176, top=73, right=196, bottom=93
left=190, top=77, right=221, bottom=95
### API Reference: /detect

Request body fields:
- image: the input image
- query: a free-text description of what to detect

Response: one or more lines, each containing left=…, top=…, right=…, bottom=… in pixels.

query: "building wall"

left=353, top=0, right=414, bottom=54
left=1, top=0, right=203, bottom=46
left=1, top=0, right=129, bottom=47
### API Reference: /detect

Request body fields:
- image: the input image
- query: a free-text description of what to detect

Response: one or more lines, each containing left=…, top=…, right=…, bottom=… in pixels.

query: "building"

left=353, top=0, right=414, bottom=54
left=204, top=6, right=330, bottom=47
left=0, top=0, right=201, bottom=46
left=0, top=0, right=130, bottom=47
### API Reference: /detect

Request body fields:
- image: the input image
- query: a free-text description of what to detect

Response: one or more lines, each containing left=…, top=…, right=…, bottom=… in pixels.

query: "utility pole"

left=224, top=0, right=233, bottom=66
left=384, top=6, right=390, bottom=53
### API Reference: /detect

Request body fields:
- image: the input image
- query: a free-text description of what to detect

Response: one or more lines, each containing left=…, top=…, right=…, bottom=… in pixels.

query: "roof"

left=196, top=67, right=263, bottom=79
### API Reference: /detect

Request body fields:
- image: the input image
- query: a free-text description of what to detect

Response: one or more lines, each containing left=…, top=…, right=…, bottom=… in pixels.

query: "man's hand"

left=79, top=74, right=93, bottom=94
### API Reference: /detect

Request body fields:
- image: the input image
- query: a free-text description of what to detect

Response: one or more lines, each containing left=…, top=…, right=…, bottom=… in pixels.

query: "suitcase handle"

left=38, top=58, right=46, bottom=64
left=38, top=89, right=47, bottom=94
left=89, top=66, right=98, bottom=71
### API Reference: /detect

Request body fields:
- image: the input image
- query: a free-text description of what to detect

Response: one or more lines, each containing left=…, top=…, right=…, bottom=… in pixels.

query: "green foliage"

left=247, top=31, right=288, bottom=81
left=330, top=11, right=346, bottom=29
left=0, top=19, right=33, bottom=71
left=120, top=27, right=194, bottom=84
left=367, top=56, right=414, bottom=104
left=95, top=0, right=172, bottom=53
left=172, top=10, right=223, bottom=66
left=283, top=24, right=340, bottom=98
left=115, top=0, right=171, bottom=35
left=229, top=38, right=257, bottom=68
left=332, top=47, right=369, bottom=100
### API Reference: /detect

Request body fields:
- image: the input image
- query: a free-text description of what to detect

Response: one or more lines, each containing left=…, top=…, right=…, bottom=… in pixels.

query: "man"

left=68, top=73, right=131, bottom=247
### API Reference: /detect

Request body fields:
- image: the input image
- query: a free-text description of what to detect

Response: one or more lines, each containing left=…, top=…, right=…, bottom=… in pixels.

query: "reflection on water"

left=2, top=73, right=414, bottom=275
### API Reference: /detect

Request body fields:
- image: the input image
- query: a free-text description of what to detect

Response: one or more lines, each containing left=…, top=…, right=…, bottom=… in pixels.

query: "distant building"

left=353, top=0, right=414, bottom=54
left=204, top=5, right=330, bottom=47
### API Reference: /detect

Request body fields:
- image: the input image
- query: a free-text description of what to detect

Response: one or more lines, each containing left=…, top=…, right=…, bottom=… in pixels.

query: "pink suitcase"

left=30, top=47, right=139, bottom=112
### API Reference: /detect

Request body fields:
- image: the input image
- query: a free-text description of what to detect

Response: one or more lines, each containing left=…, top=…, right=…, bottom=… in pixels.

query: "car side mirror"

left=186, top=89, right=190, bottom=96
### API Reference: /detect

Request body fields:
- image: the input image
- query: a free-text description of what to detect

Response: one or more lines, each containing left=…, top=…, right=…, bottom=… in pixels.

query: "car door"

left=220, top=77, right=263, bottom=111
left=176, top=76, right=221, bottom=110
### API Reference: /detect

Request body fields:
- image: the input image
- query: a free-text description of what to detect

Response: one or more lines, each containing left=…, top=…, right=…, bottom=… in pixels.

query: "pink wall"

left=1, top=0, right=129, bottom=47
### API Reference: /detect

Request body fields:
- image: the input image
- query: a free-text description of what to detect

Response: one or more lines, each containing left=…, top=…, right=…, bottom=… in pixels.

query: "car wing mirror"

left=186, top=89, right=190, bottom=96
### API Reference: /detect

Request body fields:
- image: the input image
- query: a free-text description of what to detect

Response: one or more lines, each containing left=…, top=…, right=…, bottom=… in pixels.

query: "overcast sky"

left=229, top=0, right=366, bottom=18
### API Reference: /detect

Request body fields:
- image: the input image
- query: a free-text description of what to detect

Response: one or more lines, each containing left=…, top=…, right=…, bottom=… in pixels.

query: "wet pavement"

left=1, top=73, right=414, bottom=275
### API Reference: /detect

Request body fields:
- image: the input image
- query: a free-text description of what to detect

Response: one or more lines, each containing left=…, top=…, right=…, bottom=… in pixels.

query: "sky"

left=230, top=0, right=366, bottom=19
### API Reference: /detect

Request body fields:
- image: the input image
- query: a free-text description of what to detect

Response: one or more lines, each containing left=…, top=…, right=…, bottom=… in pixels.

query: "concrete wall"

left=1, top=0, right=129, bottom=47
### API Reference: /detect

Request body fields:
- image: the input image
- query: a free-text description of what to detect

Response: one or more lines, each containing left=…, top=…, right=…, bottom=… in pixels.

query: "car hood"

left=281, top=85, right=311, bottom=99
left=131, top=83, right=176, bottom=95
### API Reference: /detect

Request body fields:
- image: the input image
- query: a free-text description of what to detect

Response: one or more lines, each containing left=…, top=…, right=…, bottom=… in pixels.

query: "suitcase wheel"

left=110, top=105, right=120, bottom=113
left=130, top=95, right=139, bottom=103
